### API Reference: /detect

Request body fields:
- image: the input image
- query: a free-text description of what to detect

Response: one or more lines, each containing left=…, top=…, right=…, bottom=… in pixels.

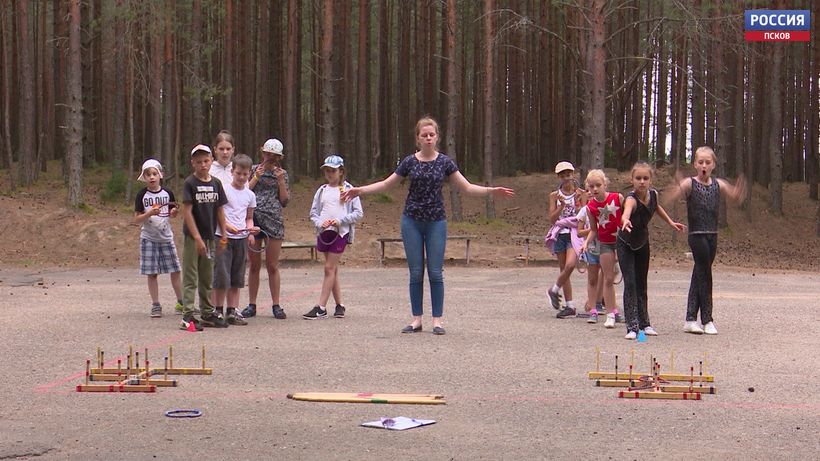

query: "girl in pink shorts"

left=303, top=155, right=364, bottom=319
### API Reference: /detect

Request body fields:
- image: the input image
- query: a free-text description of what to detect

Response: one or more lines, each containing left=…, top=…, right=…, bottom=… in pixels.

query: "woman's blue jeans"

left=400, top=215, right=447, bottom=317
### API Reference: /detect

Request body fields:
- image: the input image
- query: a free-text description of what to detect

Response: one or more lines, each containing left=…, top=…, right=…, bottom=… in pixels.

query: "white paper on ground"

left=361, top=416, right=436, bottom=431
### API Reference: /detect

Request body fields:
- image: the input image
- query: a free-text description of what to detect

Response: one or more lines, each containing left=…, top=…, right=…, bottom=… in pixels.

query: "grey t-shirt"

left=134, top=187, right=176, bottom=243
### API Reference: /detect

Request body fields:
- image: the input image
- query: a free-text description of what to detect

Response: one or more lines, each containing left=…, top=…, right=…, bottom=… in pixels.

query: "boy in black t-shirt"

left=180, top=144, right=237, bottom=331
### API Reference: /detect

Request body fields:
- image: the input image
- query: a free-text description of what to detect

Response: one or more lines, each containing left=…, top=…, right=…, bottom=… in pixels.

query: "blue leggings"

left=400, top=215, right=447, bottom=317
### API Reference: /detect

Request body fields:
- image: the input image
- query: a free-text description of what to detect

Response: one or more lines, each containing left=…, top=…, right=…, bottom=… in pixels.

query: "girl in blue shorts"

left=303, top=155, right=363, bottom=320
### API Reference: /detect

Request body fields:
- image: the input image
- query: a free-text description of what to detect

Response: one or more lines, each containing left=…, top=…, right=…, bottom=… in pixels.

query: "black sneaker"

left=226, top=308, right=247, bottom=326
left=179, top=315, right=203, bottom=331
left=241, top=303, right=257, bottom=318
left=556, top=307, right=576, bottom=319
left=333, top=304, right=346, bottom=318
left=302, top=305, right=327, bottom=320
left=272, top=304, right=286, bottom=319
left=150, top=303, right=162, bottom=318
left=201, top=311, right=229, bottom=328
left=547, top=288, right=563, bottom=310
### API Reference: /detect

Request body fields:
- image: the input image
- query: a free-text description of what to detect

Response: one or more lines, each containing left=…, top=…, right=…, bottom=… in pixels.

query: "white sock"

left=551, top=284, right=560, bottom=293
left=566, top=300, right=575, bottom=309
left=319, top=305, right=326, bottom=310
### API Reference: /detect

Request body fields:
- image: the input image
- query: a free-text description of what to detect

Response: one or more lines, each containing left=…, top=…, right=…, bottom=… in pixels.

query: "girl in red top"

left=581, top=169, right=623, bottom=329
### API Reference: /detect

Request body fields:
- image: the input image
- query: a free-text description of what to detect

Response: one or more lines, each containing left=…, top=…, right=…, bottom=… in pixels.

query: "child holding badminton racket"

left=243, top=138, right=290, bottom=320
left=665, top=146, right=746, bottom=335
left=545, top=161, right=586, bottom=318
left=213, top=154, right=259, bottom=326
left=133, top=159, right=182, bottom=318
left=303, top=155, right=363, bottom=320
left=581, top=169, right=623, bottom=329
left=617, top=161, right=686, bottom=340
left=576, top=202, right=604, bottom=324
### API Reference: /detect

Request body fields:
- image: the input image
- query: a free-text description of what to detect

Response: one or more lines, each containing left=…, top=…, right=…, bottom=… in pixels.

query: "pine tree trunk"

left=712, top=13, right=730, bottom=228
left=733, top=46, right=745, bottom=187
left=190, top=0, right=204, bottom=144
left=810, top=0, right=819, bottom=203
left=1, top=6, right=14, bottom=187
left=768, top=43, right=784, bottom=216
left=354, top=0, right=369, bottom=180
left=397, top=1, right=411, bottom=153
left=580, top=0, right=606, bottom=171
left=100, top=0, right=117, bottom=166
left=224, top=0, right=234, bottom=131
left=66, top=0, right=83, bottom=206
left=124, top=16, right=135, bottom=206
left=445, top=0, right=462, bottom=221
left=654, top=3, right=667, bottom=167
left=320, top=0, right=338, bottom=155
left=161, top=8, right=174, bottom=172
left=482, top=0, right=495, bottom=219
left=286, top=0, right=299, bottom=161
left=17, top=0, right=37, bottom=186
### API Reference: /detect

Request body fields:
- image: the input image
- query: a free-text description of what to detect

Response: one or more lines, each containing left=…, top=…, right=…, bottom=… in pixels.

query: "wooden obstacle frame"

left=589, top=348, right=716, bottom=401
left=77, top=345, right=212, bottom=393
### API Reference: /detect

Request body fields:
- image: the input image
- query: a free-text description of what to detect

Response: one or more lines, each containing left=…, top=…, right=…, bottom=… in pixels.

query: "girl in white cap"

left=303, top=154, right=364, bottom=320
left=133, top=159, right=183, bottom=318
left=545, top=161, right=586, bottom=318
left=243, top=138, right=290, bottom=319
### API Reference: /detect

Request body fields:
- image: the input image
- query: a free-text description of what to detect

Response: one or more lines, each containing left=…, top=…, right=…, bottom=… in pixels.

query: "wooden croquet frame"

left=77, top=345, right=212, bottom=393
left=287, top=392, right=446, bottom=405
left=589, top=348, right=716, bottom=401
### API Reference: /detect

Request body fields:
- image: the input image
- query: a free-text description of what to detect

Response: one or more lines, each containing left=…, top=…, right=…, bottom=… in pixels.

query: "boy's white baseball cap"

left=262, top=138, right=284, bottom=155
left=554, top=161, right=575, bottom=174
left=137, top=159, right=163, bottom=182
left=190, top=144, right=212, bottom=156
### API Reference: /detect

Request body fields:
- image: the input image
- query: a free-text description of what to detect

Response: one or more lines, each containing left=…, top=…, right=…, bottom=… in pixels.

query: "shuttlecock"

left=187, top=321, right=197, bottom=332
left=637, top=330, right=647, bottom=343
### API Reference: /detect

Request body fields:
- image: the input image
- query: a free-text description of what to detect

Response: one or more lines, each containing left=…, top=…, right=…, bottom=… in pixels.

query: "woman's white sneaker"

left=604, top=313, right=616, bottom=328
left=683, top=321, right=704, bottom=334
left=703, top=322, right=718, bottom=335
left=643, top=326, right=658, bottom=336
left=624, top=331, right=637, bottom=340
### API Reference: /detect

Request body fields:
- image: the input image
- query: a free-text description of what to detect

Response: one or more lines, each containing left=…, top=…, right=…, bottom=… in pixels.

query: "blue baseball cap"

left=321, top=155, right=344, bottom=169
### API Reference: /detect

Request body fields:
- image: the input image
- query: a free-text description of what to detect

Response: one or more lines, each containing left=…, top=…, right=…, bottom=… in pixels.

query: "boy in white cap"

left=133, top=159, right=183, bottom=317
left=180, top=144, right=237, bottom=331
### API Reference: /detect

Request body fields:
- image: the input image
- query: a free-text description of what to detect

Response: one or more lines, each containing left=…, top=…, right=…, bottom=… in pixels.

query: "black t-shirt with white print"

left=182, top=175, right=228, bottom=240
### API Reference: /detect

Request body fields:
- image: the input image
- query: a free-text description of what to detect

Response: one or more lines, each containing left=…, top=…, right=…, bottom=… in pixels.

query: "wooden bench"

left=281, top=241, right=317, bottom=261
left=376, top=235, right=476, bottom=265
left=512, top=234, right=544, bottom=266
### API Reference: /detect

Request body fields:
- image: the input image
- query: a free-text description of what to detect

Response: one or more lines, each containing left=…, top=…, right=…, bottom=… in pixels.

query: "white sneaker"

left=624, top=331, right=637, bottom=340
left=643, top=326, right=658, bottom=336
left=683, top=321, right=704, bottom=334
left=703, top=322, right=718, bottom=335
left=604, top=313, right=616, bottom=328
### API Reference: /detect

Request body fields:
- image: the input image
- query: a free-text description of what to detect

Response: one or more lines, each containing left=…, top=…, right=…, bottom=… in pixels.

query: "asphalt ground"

left=1, top=265, right=818, bottom=460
